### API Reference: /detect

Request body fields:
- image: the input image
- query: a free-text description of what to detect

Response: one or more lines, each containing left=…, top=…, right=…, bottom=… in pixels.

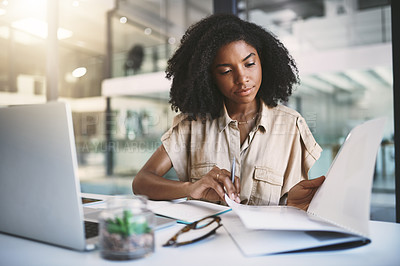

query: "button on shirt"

left=161, top=100, right=322, bottom=206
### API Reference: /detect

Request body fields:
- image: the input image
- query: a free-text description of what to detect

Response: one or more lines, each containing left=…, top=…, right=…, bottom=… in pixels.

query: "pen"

left=231, top=157, right=235, bottom=184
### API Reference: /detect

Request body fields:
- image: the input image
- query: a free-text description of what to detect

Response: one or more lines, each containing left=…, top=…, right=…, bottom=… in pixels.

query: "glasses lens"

left=176, top=218, right=220, bottom=244
left=195, top=217, right=216, bottom=229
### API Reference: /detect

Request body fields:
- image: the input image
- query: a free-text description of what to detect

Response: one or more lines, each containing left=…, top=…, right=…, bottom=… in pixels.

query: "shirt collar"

left=217, top=103, right=233, bottom=132
left=217, top=99, right=269, bottom=133
left=257, top=100, right=269, bottom=132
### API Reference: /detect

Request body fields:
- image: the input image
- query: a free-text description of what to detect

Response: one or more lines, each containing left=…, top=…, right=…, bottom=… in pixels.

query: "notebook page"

left=148, top=199, right=231, bottom=223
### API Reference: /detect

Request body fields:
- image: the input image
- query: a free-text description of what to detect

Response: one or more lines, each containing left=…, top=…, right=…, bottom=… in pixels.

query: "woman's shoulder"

left=164, top=113, right=212, bottom=136
left=170, top=113, right=190, bottom=128
left=269, top=104, right=303, bottom=119
left=170, top=113, right=213, bottom=128
left=161, top=113, right=215, bottom=142
left=162, top=113, right=188, bottom=142
left=266, top=104, right=312, bottom=131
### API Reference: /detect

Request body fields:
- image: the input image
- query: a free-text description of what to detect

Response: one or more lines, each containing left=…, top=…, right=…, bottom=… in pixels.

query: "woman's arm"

left=132, top=145, right=188, bottom=200
left=132, top=145, right=240, bottom=202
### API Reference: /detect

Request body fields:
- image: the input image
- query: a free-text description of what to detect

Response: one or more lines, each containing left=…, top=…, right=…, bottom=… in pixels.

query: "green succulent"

left=106, top=209, right=151, bottom=237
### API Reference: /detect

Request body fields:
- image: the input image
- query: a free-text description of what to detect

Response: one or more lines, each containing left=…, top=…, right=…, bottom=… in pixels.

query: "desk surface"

left=1, top=198, right=400, bottom=266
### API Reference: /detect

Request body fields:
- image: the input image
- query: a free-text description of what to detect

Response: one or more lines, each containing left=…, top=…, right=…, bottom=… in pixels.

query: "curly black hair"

left=166, top=14, right=299, bottom=119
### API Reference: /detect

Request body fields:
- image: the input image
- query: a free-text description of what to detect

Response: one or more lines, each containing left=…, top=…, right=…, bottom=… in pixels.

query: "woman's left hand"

left=287, top=176, right=325, bottom=211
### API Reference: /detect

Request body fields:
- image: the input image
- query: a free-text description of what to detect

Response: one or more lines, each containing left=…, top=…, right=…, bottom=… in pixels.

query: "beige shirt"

left=161, top=100, right=322, bottom=205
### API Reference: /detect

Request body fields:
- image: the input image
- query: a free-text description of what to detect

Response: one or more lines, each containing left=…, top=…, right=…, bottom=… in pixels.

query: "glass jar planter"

left=99, top=195, right=155, bottom=260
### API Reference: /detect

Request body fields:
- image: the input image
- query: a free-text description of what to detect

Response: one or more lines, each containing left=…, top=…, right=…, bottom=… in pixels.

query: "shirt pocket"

left=249, top=166, right=283, bottom=206
left=190, top=163, right=216, bottom=183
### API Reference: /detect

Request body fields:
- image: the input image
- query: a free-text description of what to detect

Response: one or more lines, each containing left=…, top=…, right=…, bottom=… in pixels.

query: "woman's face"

left=211, top=40, right=262, bottom=106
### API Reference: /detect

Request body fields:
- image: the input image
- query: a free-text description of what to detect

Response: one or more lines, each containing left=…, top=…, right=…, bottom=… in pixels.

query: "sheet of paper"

left=146, top=199, right=182, bottom=212
left=225, top=195, right=344, bottom=232
left=148, top=199, right=231, bottom=223
left=308, top=118, right=386, bottom=238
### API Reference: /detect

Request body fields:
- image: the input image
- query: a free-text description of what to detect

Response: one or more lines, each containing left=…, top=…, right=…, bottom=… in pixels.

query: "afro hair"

left=166, top=14, right=299, bottom=119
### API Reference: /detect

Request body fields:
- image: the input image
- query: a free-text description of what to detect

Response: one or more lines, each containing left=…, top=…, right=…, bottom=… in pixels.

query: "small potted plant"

left=100, top=196, right=155, bottom=260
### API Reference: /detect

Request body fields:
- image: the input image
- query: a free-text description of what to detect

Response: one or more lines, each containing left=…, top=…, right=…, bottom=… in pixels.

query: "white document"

left=224, top=118, right=386, bottom=255
left=148, top=199, right=231, bottom=223
left=307, top=118, right=386, bottom=237
left=225, top=197, right=343, bottom=233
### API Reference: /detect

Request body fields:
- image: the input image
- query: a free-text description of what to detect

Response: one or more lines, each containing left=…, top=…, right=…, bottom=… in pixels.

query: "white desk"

left=1, top=216, right=400, bottom=266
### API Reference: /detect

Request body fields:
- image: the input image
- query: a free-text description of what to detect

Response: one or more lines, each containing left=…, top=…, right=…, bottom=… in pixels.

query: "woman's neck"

left=225, top=99, right=259, bottom=122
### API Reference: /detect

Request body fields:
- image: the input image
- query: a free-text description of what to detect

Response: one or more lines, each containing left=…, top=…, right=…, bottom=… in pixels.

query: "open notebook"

left=224, top=118, right=386, bottom=256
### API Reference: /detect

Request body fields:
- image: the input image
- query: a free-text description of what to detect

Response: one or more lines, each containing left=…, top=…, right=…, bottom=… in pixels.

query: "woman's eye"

left=246, top=62, right=255, bottom=67
left=220, top=70, right=231, bottom=75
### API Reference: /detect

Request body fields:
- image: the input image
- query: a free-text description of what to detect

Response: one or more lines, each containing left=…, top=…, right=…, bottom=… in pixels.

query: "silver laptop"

left=0, top=102, right=175, bottom=251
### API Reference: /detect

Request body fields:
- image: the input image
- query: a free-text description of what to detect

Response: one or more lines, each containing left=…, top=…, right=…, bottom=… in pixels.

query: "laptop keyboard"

left=84, top=221, right=99, bottom=239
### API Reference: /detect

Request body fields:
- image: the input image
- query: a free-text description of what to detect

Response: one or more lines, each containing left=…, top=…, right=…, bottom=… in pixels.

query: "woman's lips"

left=235, top=86, right=254, bottom=96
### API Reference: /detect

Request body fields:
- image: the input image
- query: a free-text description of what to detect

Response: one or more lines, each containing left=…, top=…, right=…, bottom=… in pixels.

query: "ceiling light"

left=76, top=40, right=86, bottom=47
left=168, top=37, right=176, bottom=44
left=12, top=18, right=73, bottom=40
left=72, top=67, right=87, bottom=78
left=57, top=28, right=73, bottom=40
left=2, top=0, right=8, bottom=7
left=72, top=1, right=79, bottom=7
left=144, top=28, right=152, bottom=35
left=120, top=17, right=127, bottom=24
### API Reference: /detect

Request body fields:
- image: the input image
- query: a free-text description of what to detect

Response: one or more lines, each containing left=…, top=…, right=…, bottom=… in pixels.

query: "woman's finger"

left=234, top=175, right=240, bottom=193
left=300, top=176, right=325, bottom=188
left=211, top=178, right=227, bottom=201
left=218, top=169, right=238, bottom=200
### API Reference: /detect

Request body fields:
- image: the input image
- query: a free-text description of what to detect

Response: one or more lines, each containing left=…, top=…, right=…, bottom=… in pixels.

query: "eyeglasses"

left=163, top=215, right=222, bottom=247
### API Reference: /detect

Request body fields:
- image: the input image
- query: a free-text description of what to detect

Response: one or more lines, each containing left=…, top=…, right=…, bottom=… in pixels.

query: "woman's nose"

left=235, top=68, right=249, bottom=85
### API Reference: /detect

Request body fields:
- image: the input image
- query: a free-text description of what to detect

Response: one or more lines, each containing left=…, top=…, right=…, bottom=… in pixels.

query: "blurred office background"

left=0, top=0, right=395, bottom=221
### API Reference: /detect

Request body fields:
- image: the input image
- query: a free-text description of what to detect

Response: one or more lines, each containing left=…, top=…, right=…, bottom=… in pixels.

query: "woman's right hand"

left=188, top=166, right=240, bottom=203
left=133, top=145, right=240, bottom=203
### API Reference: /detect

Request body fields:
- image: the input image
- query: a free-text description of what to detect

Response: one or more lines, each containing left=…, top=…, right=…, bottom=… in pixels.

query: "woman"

left=132, top=14, right=324, bottom=210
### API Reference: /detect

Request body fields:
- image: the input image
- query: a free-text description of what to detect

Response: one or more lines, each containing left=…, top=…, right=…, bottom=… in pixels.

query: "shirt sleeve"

left=161, top=114, right=190, bottom=182
left=280, top=116, right=322, bottom=199
left=297, top=116, right=323, bottom=178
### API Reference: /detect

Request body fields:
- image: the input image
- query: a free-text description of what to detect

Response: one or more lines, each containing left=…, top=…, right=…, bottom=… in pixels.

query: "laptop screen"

left=0, top=102, right=88, bottom=250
